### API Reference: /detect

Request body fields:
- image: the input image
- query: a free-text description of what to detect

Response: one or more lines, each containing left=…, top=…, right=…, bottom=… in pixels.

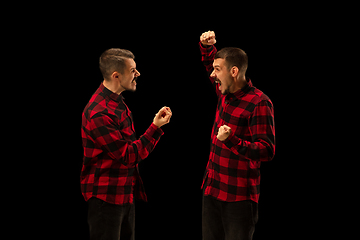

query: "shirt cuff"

left=147, top=123, right=164, bottom=140
left=199, top=41, right=214, bottom=51
left=223, top=131, right=240, bottom=150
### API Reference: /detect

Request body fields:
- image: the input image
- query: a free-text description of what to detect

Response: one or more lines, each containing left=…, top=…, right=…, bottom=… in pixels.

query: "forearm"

left=129, top=123, right=164, bottom=164
left=90, top=114, right=164, bottom=166
left=219, top=100, right=276, bottom=162
left=199, top=41, right=217, bottom=74
left=222, top=132, right=275, bottom=162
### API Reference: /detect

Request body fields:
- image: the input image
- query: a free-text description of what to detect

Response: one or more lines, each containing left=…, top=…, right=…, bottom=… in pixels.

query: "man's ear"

left=230, top=66, right=239, bottom=78
left=111, top=71, right=121, bottom=81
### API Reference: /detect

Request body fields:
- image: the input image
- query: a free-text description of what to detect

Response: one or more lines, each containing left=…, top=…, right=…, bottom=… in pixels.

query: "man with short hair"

left=81, top=48, right=172, bottom=240
left=199, top=31, right=276, bottom=240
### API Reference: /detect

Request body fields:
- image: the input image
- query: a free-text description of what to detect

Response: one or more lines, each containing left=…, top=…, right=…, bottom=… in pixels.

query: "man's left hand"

left=153, top=106, right=172, bottom=128
left=217, top=125, right=232, bottom=141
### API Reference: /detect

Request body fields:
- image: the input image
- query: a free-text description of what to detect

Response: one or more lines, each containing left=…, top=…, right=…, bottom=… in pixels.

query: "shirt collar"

left=100, top=83, right=124, bottom=102
left=226, top=78, right=253, bottom=101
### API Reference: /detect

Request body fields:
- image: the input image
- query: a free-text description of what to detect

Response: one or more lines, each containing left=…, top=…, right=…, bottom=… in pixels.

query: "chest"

left=215, top=97, right=256, bottom=137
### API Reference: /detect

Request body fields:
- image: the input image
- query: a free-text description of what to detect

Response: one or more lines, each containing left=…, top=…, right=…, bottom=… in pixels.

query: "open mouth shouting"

left=132, top=77, right=138, bottom=85
left=214, top=77, right=222, bottom=90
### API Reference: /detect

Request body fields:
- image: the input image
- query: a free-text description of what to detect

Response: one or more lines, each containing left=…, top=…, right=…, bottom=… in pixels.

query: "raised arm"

left=199, top=31, right=220, bottom=95
left=199, top=31, right=217, bottom=73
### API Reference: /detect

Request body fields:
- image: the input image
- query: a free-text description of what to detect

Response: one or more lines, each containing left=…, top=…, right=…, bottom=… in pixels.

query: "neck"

left=230, top=75, right=247, bottom=93
left=103, top=79, right=125, bottom=95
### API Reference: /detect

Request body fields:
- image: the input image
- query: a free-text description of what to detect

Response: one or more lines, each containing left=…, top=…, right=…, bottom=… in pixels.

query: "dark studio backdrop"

left=45, top=7, right=312, bottom=240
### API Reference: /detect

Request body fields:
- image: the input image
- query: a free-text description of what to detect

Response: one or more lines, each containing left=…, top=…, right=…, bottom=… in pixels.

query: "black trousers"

left=87, top=197, right=135, bottom=240
left=202, top=195, right=258, bottom=240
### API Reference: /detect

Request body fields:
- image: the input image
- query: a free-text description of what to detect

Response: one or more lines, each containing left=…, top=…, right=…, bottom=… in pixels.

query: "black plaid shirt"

left=199, top=42, right=276, bottom=203
left=81, top=83, right=163, bottom=205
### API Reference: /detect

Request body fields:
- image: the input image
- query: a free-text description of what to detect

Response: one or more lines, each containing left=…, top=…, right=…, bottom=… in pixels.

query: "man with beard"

left=81, top=48, right=172, bottom=240
left=199, top=31, right=276, bottom=240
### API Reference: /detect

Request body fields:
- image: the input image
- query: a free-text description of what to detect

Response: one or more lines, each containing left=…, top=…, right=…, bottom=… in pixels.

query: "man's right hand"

left=200, top=30, right=216, bottom=46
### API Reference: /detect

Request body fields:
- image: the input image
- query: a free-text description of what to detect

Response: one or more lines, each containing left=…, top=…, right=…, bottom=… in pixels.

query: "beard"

left=122, top=77, right=138, bottom=92
left=221, top=88, right=229, bottom=95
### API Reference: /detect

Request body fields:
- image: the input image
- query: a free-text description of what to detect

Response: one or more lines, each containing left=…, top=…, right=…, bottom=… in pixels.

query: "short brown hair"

left=215, top=47, right=248, bottom=75
left=99, top=48, right=135, bottom=80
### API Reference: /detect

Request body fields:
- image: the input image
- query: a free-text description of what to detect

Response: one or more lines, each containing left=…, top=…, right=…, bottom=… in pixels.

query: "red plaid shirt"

left=199, top=42, right=276, bottom=203
left=81, top=83, right=164, bottom=205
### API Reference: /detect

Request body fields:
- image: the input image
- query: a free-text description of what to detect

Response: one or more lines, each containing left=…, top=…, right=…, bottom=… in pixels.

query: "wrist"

left=152, top=121, right=161, bottom=128
left=200, top=42, right=211, bottom=48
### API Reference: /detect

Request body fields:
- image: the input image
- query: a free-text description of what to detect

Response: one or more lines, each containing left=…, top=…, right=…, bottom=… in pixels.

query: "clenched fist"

left=200, top=30, right=216, bottom=46
left=153, top=106, right=172, bottom=128
left=217, top=125, right=232, bottom=141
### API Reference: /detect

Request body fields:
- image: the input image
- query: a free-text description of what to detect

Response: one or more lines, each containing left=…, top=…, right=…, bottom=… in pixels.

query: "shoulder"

left=83, top=93, right=123, bottom=121
left=83, top=95, right=107, bottom=119
left=250, top=87, right=273, bottom=107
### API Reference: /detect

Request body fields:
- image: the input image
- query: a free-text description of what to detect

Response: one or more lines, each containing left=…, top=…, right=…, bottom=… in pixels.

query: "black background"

left=40, top=6, right=314, bottom=240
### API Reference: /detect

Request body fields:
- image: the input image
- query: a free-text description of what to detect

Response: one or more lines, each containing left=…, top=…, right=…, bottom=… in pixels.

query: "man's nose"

left=135, top=69, right=140, bottom=77
left=210, top=70, right=215, bottom=78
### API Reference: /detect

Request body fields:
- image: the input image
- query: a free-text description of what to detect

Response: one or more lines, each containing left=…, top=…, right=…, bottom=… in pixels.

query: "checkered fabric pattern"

left=81, top=83, right=163, bottom=205
left=199, top=42, right=276, bottom=203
